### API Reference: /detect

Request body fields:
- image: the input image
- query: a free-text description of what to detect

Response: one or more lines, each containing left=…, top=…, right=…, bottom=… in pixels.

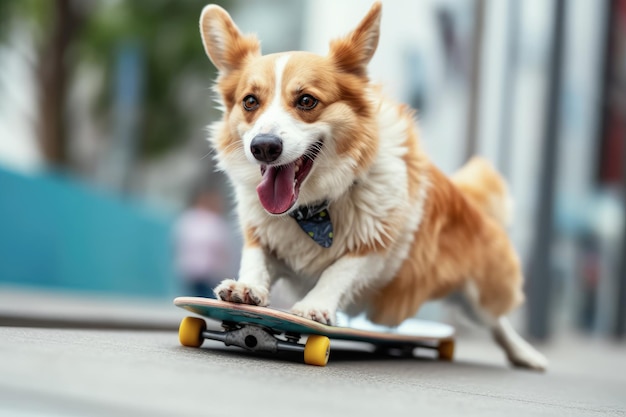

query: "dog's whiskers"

left=304, top=142, right=326, bottom=161
left=221, top=141, right=244, bottom=155
left=199, top=150, right=214, bottom=161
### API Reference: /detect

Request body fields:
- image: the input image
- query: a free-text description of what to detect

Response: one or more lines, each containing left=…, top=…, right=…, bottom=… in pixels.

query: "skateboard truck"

left=217, top=324, right=303, bottom=354
left=179, top=316, right=331, bottom=366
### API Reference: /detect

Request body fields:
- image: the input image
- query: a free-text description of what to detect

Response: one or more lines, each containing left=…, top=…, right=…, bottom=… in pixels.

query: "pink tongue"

left=256, top=165, right=296, bottom=214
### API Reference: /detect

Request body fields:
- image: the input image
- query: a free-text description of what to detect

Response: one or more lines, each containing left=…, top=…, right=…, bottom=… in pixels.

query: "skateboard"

left=174, top=296, right=455, bottom=366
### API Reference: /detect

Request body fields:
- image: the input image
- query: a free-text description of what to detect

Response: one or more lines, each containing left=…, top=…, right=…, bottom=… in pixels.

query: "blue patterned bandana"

left=289, top=201, right=333, bottom=248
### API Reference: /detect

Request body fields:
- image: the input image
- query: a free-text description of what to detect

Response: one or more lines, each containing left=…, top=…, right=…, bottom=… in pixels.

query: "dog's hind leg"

left=491, top=316, right=549, bottom=371
left=464, top=281, right=548, bottom=371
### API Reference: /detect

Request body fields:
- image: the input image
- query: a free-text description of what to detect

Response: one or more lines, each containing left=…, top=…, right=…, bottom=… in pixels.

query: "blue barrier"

left=0, top=166, right=176, bottom=297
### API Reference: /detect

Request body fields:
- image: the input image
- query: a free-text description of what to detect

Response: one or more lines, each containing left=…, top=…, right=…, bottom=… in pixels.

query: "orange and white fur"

left=200, top=2, right=548, bottom=370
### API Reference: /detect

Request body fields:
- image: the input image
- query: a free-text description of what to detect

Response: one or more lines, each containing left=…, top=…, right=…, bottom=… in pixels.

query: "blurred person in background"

left=175, top=187, right=232, bottom=298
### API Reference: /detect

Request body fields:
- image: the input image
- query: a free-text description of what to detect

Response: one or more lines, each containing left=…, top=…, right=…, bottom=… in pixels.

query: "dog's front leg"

left=214, top=246, right=272, bottom=306
left=291, top=255, right=384, bottom=325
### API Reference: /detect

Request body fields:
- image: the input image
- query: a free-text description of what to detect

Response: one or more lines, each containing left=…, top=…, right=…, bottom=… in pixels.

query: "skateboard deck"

left=174, top=296, right=455, bottom=366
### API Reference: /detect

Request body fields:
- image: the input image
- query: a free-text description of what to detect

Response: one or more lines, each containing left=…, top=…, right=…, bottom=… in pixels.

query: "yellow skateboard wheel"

left=438, top=340, right=454, bottom=361
left=304, top=335, right=330, bottom=366
left=179, top=316, right=206, bottom=348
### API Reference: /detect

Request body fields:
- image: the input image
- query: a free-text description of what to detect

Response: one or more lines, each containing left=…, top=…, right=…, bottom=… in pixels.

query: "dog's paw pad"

left=214, top=279, right=269, bottom=306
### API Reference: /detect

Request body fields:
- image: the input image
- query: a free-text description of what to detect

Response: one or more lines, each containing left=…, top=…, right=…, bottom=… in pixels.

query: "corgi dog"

left=199, top=2, right=548, bottom=370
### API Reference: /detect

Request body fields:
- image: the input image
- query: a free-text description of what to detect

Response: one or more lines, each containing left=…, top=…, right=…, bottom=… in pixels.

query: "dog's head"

left=201, top=3, right=382, bottom=215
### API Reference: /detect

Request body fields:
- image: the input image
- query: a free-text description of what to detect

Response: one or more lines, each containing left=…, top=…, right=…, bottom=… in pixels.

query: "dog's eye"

left=296, top=94, right=318, bottom=111
left=243, top=95, right=260, bottom=111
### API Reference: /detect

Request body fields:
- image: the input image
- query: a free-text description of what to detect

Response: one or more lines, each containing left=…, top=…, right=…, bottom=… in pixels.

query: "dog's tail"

left=451, top=157, right=513, bottom=227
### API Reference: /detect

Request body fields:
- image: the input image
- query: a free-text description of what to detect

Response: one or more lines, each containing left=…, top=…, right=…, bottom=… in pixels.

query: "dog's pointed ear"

left=329, top=2, right=382, bottom=77
left=199, top=4, right=261, bottom=73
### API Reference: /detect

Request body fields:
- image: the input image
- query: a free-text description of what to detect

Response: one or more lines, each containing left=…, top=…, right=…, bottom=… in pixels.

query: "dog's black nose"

left=250, top=134, right=283, bottom=163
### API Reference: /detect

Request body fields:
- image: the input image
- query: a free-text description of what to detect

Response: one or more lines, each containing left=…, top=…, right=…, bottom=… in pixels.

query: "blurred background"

left=0, top=0, right=624, bottom=343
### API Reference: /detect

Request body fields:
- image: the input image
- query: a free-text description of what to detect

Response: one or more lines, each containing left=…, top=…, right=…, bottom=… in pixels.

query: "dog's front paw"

left=214, top=279, right=269, bottom=306
left=291, top=302, right=336, bottom=326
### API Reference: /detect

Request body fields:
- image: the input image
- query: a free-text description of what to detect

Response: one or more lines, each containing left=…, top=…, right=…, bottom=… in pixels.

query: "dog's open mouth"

left=256, top=141, right=323, bottom=215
